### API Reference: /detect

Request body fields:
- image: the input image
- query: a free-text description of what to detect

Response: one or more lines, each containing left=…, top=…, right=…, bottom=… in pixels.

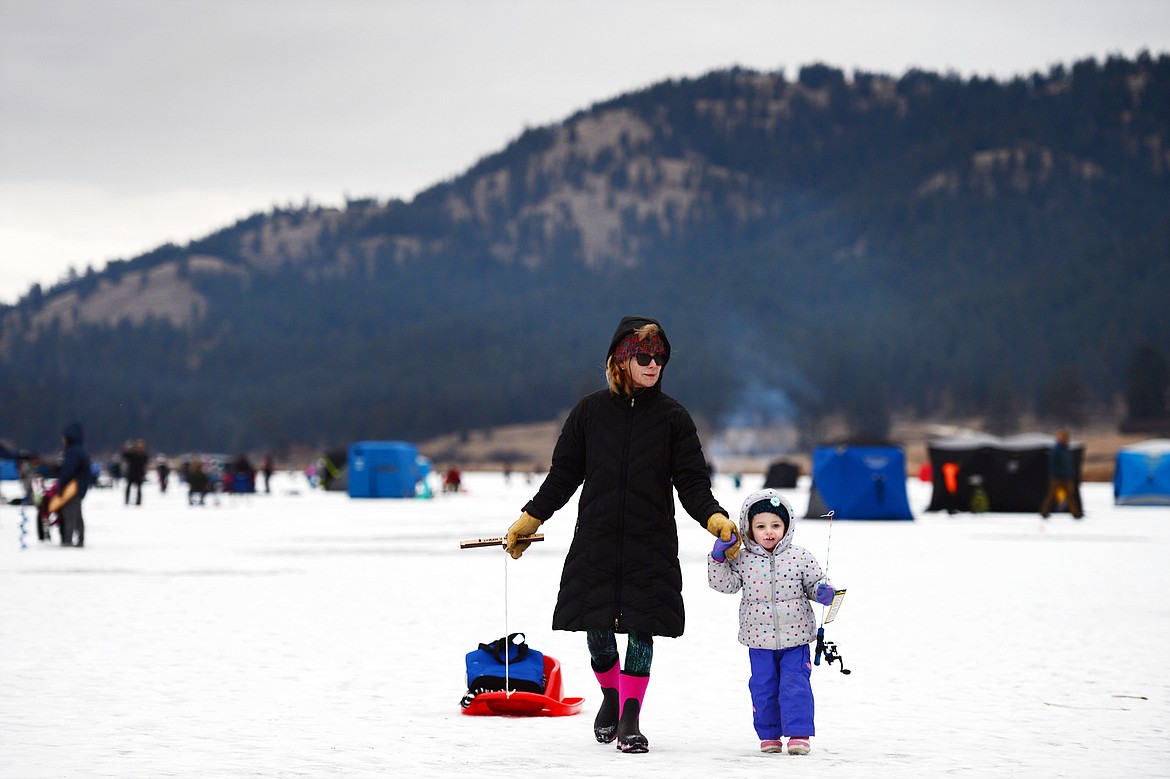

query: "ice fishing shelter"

left=347, top=441, right=430, bottom=498
left=1114, top=439, right=1170, bottom=506
left=805, top=444, right=913, bottom=520
left=926, top=433, right=1083, bottom=514
left=763, top=459, right=800, bottom=489
left=0, top=449, right=16, bottom=482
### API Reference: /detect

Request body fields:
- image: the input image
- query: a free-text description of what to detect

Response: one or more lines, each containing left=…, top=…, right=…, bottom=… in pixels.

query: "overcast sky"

left=1, top=0, right=1167, bottom=305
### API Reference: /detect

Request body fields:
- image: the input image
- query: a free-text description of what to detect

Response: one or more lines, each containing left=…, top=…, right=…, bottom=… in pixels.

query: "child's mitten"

left=711, top=532, right=739, bottom=563
left=814, top=582, right=836, bottom=606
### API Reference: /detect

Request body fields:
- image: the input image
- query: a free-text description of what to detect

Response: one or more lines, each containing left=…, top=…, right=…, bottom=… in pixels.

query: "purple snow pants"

left=748, top=644, right=814, bottom=739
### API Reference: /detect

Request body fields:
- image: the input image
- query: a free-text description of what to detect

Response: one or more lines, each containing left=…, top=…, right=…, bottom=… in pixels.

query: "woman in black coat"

left=505, top=315, right=741, bottom=753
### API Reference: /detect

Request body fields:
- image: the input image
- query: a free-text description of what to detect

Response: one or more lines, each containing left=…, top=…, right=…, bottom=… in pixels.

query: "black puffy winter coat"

left=522, top=316, right=726, bottom=637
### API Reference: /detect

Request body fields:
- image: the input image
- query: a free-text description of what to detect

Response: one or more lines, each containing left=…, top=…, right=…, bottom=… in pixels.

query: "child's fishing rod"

left=814, top=510, right=850, bottom=675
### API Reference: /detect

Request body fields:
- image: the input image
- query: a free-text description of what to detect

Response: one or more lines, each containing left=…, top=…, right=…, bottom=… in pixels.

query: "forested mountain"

left=3, top=54, right=1169, bottom=456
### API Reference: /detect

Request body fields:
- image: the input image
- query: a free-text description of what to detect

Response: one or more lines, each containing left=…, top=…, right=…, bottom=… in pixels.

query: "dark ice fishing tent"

left=926, top=433, right=1083, bottom=513
left=763, top=459, right=800, bottom=489
left=1114, top=439, right=1170, bottom=506
left=805, top=444, right=913, bottom=520
left=347, top=441, right=430, bottom=498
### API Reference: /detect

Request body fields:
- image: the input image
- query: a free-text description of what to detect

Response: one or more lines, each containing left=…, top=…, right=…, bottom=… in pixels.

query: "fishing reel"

left=814, top=628, right=851, bottom=675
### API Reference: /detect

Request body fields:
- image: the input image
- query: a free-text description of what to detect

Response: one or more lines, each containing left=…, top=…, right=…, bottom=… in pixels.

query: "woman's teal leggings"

left=586, top=628, right=654, bottom=675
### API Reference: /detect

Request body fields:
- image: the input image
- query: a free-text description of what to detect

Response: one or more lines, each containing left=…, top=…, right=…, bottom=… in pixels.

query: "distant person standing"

left=187, top=460, right=211, bottom=505
left=19, top=453, right=50, bottom=541
left=261, top=453, right=275, bottom=494
left=18, top=452, right=37, bottom=507
left=231, top=454, right=256, bottom=493
left=49, top=421, right=91, bottom=547
left=123, top=439, right=149, bottom=505
left=1040, top=428, right=1083, bottom=519
left=157, top=456, right=171, bottom=494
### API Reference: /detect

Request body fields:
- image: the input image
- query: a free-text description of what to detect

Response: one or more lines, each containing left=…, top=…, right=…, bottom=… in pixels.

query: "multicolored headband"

left=613, top=332, right=666, bottom=364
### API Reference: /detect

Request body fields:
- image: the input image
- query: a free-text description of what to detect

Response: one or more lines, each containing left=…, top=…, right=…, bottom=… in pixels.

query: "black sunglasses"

left=633, top=352, right=667, bottom=366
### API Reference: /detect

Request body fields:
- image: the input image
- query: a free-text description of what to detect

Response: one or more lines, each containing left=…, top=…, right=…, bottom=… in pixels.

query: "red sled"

left=461, top=654, right=584, bottom=717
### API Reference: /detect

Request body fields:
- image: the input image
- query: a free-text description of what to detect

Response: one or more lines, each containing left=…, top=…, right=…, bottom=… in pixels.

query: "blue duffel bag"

left=461, top=632, right=546, bottom=708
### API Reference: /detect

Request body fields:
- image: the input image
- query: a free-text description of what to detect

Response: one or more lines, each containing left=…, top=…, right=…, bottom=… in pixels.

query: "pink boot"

left=787, top=737, right=811, bottom=755
left=616, top=672, right=650, bottom=753
left=592, top=661, right=621, bottom=743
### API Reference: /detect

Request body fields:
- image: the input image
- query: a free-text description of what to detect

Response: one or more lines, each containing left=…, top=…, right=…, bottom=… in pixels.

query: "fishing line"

left=820, top=510, right=835, bottom=623
left=503, top=551, right=512, bottom=697
left=815, top=509, right=850, bottom=674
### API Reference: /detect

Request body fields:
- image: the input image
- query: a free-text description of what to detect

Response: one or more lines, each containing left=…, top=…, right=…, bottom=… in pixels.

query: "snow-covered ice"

left=2, top=471, right=1168, bottom=777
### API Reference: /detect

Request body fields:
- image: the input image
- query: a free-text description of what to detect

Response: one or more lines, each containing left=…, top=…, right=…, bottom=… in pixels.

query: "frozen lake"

left=2, top=471, right=1167, bottom=777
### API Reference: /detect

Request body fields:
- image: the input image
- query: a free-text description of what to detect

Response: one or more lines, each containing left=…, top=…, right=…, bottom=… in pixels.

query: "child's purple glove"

left=814, top=582, right=836, bottom=606
left=711, top=532, right=738, bottom=563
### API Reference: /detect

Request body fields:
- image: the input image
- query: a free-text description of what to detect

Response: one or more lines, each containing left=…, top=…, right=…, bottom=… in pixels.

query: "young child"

left=708, top=488, right=836, bottom=755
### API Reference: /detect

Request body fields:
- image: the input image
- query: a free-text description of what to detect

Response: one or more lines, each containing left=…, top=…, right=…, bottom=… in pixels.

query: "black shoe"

left=593, top=687, right=619, bottom=743
left=615, top=700, right=648, bottom=753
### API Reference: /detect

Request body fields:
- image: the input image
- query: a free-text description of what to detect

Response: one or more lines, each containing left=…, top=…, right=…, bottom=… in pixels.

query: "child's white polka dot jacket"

left=708, top=488, right=833, bottom=650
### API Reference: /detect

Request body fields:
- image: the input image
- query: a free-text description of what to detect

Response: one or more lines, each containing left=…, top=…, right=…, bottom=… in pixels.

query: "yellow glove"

left=706, top=513, right=741, bottom=560
left=505, top=511, right=543, bottom=559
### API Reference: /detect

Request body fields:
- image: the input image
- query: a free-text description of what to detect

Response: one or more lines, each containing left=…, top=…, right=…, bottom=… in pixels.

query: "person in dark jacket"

left=49, top=421, right=91, bottom=547
left=187, top=459, right=211, bottom=505
left=123, top=439, right=149, bottom=506
left=1040, top=428, right=1084, bottom=519
left=156, top=456, right=171, bottom=494
left=504, top=315, right=741, bottom=754
left=261, top=453, right=274, bottom=494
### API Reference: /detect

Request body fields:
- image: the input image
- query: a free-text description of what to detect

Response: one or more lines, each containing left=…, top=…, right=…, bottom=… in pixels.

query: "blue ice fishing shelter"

left=805, top=444, right=914, bottom=520
left=1114, top=439, right=1170, bottom=506
left=0, top=442, right=17, bottom=481
left=347, top=441, right=427, bottom=499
